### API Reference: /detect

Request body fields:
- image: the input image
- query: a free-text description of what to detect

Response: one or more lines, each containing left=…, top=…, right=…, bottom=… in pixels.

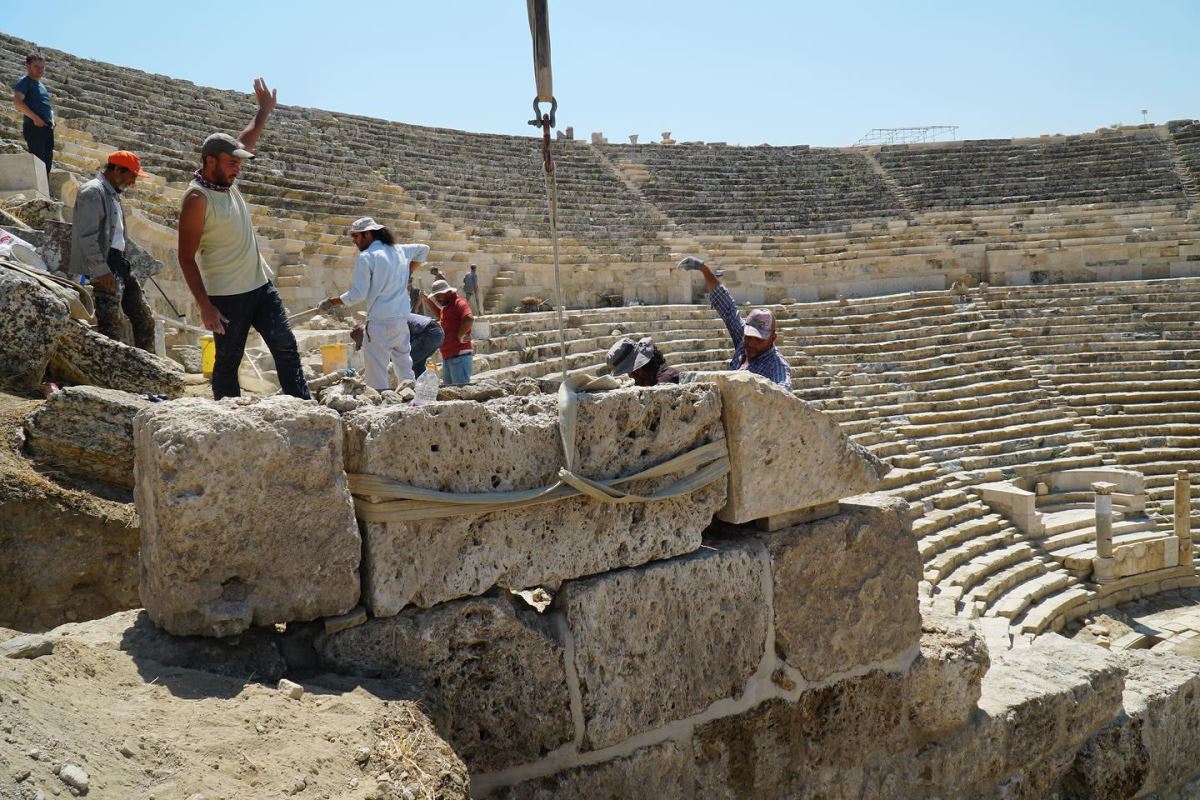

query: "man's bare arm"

left=237, top=78, right=277, bottom=152
left=11, top=92, right=45, bottom=127
left=177, top=191, right=229, bottom=334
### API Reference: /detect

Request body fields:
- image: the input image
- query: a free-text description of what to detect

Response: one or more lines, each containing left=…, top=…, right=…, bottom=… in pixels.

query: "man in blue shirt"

left=11, top=52, right=54, bottom=178
left=677, top=256, right=792, bottom=388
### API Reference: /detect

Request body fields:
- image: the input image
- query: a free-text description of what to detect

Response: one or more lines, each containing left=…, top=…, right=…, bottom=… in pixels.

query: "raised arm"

left=237, top=78, right=277, bottom=152
left=178, top=190, right=229, bottom=334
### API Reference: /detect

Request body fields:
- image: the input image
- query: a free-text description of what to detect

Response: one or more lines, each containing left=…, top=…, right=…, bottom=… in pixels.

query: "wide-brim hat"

left=430, top=279, right=453, bottom=296
left=348, top=216, right=385, bottom=235
left=607, top=336, right=656, bottom=376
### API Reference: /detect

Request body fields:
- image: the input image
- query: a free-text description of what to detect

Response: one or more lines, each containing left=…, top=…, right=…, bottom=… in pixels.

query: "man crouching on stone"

left=606, top=336, right=679, bottom=386
left=177, top=78, right=310, bottom=401
left=676, top=256, right=792, bottom=388
left=70, top=151, right=156, bottom=352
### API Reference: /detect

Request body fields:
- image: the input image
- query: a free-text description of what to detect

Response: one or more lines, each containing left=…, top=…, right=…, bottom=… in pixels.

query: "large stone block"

left=49, top=321, right=184, bottom=398
left=905, top=615, right=989, bottom=742
left=24, top=386, right=150, bottom=488
left=757, top=494, right=920, bottom=682
left=134, top=397, right=360, bottom=637
left=0, top=266, right=69, bottom=392
left=559, top=538, right=768, bottom=750
left=692, top=670, right=912, bottom=799
left=901, top=636, right=1125, bottom=798
left=491, top=740, right=694, bottom=800
left=343, top=385, right=726, bottom=615
left=317, top=592, right=573, bottom=773
left=1060, top=650, right=1200, bottom=799
left=697, top=372, right=888, bottom=524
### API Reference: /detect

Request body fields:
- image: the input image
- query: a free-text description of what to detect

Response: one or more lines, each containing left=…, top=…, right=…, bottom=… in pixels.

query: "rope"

left=348, top=373, right=730, bottom=522
left=541, top=123, right=568, bottom=384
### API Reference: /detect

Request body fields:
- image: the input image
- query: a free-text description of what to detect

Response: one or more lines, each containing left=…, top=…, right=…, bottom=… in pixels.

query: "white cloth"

left=362, top=316, right=413, bottom=390
left=110, top=198, right=126, bottom=252
left=339, top=241, right=429, bottom=321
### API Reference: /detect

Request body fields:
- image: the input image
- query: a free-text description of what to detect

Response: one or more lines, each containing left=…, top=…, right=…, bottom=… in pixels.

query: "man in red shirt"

left=423, top=279, right=473, bottom=385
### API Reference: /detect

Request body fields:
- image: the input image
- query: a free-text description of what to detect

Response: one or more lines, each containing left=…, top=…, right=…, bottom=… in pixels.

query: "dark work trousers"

left=409, top=324, right=445, bottom=378
left=22, top=119, right=53, bottom=178
left=208, top=282, right=311, bottom=401
left=95, top=248, right=156, bottom=352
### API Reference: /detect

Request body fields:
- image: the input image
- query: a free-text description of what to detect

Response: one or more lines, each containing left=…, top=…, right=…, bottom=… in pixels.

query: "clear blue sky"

left=5, top=1, right=1198, bottom=146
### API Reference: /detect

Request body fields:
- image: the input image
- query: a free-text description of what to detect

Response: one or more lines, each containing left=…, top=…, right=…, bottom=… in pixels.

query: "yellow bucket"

left=200, top=335, right=216, bottom=377
left=321, top=343, right=351, bottom=374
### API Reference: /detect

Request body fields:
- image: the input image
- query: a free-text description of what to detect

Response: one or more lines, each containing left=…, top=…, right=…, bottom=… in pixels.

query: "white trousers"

left=362, top=317, right=413, bottom=390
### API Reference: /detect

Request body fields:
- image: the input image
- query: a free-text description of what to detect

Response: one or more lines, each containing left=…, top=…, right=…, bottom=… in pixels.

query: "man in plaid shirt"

left=677, top=257, right=792, bottom=388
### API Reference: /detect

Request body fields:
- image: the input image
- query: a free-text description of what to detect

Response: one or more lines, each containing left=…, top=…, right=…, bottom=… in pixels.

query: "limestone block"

left=905, top=635, right=1125, bottom=798
left=756, top=494, right=921, bottom=682
left=559, top=538, right=768, bottom=750
left=696, top=372, right=887, bottom=524
left=978, top=635, right=1125, bottom=776
left=317, top=592, right=572, bottom=772
left=124, top=238, right=164, bottom=284
left=493, top=740, right=694, bottom=800
left=343, top=385, right=726, bottom=615
left=692, top=670, right=911, bottom=799
left=905, top=615, right=989, bottom=742
left=0, top=153, right=49, bottom=196
left=48, top=321, right=185, bottom=398
left=0, top=266, right=69, bottom=391
left=23, top=386, right=150, bottom=488
left=1071, top=649, right=1200, bottom=798
left=134, top=397, right=360, bottom=637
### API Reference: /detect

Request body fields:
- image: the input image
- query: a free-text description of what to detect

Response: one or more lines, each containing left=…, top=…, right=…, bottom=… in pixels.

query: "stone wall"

left=126, top=379, right=1200, bottom=797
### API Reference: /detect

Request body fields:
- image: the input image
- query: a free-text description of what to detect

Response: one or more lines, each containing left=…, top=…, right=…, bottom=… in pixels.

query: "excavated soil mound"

left=0, top=612, right=469, bottom=800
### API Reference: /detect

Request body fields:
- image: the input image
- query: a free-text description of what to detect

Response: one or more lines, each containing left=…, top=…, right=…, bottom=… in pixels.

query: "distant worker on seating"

left=677, top=256, right=792, bottom=388
left=70, top=151, right=156, bottom=353
left=462, top=263, right=481, bottom=315
left=606, top=336, right=679, bottom=386
left=421, top=279, right=473, bottom=386
left=408, top=312, right=445, bottom=379
left=429, top=265, right=446, bottom=284
left=11, top=52, right=54, bottom=179
left=177, top=78, right=310, bottom=401
left=319, top=217, right=429, bottom=391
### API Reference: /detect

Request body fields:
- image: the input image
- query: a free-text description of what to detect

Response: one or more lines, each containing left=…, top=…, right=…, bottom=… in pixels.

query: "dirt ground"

left=0, top=391, right=141, bottom=632
left=0, top=613, right=468, bottom=800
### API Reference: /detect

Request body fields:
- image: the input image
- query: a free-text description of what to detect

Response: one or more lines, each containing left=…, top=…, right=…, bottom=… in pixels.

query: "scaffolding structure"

left=854, top=125, right=959, bottom=146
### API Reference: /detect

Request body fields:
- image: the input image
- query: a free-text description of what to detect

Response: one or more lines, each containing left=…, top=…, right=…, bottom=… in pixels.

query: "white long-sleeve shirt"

left=339, top=241, right=429, bottom=321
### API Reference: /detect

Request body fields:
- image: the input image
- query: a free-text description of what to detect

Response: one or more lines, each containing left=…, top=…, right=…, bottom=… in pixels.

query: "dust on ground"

left=0, top=613, right=468, bottom=800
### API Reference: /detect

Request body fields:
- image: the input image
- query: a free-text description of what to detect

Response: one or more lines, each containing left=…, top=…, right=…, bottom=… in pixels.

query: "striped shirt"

left=709, top=284, right=793, bottom=388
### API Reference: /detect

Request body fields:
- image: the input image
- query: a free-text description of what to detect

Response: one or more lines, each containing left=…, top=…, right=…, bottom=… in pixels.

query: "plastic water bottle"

left=413, top=369, right=439, bottom=406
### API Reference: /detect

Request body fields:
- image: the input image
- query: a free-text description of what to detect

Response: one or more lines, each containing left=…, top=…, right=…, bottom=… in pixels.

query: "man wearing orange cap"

left=69, top=151, right=156, bottom=352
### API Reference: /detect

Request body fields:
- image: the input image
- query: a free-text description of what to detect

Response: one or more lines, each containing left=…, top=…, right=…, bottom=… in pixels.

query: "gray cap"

left=201, top=132, right=254, bottom=160
left=606, top=336, right=656, bottom=376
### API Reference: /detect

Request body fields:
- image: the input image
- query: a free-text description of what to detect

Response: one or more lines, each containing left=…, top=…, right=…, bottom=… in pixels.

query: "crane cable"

left=526, top=0, right=567, bottom=384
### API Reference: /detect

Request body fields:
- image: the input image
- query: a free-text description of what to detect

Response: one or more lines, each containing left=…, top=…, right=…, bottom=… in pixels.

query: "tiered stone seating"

left=1168, top=119, right=1200, bottom=203
left=874, top=132, right=1185, bottom=211
left=473, top=280, right=1200, bottom=649
left=602, top=142, right=906, bottom=235
left=985, top=278, right=1200, bottom=520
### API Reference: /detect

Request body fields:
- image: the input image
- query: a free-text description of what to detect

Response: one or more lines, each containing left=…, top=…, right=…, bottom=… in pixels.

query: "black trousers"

left=21, top=119, right=53, bottom=177
left=208, top=282, right=310, bottom=401
left=95, top=248, right=156, bottom=353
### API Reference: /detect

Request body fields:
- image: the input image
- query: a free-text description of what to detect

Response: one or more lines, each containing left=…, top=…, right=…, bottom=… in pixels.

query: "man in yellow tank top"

left=177, top=78, right=310, bottom=400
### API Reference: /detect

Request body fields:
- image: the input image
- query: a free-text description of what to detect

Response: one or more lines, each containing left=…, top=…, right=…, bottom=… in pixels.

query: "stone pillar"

left=1176, top=470, right=1193, bottom=565
left=1093, top=481, right=1116, bottom=559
